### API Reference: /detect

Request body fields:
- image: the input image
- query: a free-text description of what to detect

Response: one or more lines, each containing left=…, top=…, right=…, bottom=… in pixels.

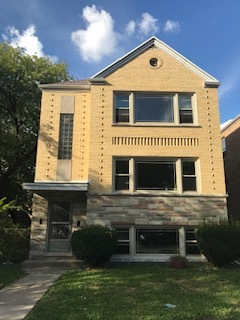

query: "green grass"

left=0, top=263, right=25, bottom=288
left=25, top=264, right=240, bottom=320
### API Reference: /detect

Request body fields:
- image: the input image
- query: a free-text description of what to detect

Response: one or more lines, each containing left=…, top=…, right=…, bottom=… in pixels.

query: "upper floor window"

left=114, top=92, right=195, bottom=125
left=114, top=158, right=198, bottom=193
left=115, top=94, right=129, bottom=123
left=182, top=161, right=196, bottom=191
left=58, top=114, right=74, bottom=159
left=135, top=95, right=174, bottom=122
left=137, top=161, right=176, bottom=190
left=179, top=95, right=193, bottom=123
left=115, top=160, right=129, bottom=190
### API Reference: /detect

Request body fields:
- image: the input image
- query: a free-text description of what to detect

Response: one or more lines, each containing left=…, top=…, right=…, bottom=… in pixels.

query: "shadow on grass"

left=25, top=264, right=240, bottom=320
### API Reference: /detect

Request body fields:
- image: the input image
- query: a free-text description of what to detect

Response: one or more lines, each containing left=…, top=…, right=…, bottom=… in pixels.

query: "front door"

left=47, top=201, right=72, bottom=253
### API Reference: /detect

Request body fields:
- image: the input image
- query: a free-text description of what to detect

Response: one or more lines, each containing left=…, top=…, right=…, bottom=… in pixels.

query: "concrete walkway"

left=0, top=267, right=66, bottom=320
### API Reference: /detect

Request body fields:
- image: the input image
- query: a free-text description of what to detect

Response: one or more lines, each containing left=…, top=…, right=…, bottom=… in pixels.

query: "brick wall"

left=222, top=117, right=240, bottom=219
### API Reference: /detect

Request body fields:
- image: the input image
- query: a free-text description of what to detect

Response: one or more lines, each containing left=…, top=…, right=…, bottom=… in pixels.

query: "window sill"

left=112, top=123, right=201, bottom=128
left=112, top=190, right=199, bottom=196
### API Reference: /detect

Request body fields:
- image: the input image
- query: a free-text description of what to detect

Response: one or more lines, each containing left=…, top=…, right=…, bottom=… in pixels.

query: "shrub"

left=71, top=225, right=118, bottom=267
left=195, top=220, right=240, bottom=267
left=169, top=255, right=187, bottom=269
left=0, top=227, right=30, bottom=263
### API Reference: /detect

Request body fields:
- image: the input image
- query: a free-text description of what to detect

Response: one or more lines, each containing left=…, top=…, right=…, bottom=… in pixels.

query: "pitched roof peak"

left=92, top=36, right=220, bottom=87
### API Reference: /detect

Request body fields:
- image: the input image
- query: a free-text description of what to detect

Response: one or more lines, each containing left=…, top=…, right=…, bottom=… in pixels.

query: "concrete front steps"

left=22, top=257, right=83, bottom=273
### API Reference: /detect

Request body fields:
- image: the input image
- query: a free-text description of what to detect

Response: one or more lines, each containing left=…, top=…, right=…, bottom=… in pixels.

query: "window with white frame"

left=115, top=160, right=130, bottom=190
left=185, top=228, right=201, bottom=255
left=115, top=228, right=130, bottom=254
left=114, top=158, right=198, bottom=193
left=182, top=161, right=197, bottom=191
left=115, top=94, right=130, bottom=123
left=114, top=227, right=200, bottom=256
left=114, top=92, right=195, bottom=124
left=178, top=94, right=193, bottom=123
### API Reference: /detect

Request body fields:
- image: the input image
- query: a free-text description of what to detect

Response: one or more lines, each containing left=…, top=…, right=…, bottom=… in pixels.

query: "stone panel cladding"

left=29, top=194, right=48, bottom=259
left=87, top=194, right=227, bottom=227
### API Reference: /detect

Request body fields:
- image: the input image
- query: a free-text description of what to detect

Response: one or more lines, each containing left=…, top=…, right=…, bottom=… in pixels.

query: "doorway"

left=47, top=201, right=72, bottom=253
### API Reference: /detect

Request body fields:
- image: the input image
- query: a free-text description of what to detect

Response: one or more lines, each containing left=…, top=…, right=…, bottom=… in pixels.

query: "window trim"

left=113, top=157, right=199, bottom=194
left=113, top=92, right=197, bottom=125
left=113, top=226, right=201, bottom=258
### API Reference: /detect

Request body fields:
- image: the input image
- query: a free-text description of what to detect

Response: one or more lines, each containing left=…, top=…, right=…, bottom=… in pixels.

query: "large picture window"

left=114, top=92, right=195, bottom=124
left=136, top=229, right=179, bottom=254
left=114, top=158, right=198, bottom=193
left=137, top=161, right=176, bottom=190
left=135, top=95, right=174, bottom=122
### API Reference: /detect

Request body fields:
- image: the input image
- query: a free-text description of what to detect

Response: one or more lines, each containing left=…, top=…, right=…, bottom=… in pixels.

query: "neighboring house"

left=23, top=36, right=227, bottom=262
left=221, top=115, right=240, bottom=220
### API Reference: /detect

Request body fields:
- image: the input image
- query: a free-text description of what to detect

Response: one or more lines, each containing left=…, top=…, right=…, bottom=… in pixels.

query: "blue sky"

left=1, top=0, right=240, bottom=126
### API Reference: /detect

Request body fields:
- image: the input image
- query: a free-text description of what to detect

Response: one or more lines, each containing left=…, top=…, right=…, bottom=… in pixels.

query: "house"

left=221, top=115, right=240, bottom=220
left=23, top=36, right=227, bottom=262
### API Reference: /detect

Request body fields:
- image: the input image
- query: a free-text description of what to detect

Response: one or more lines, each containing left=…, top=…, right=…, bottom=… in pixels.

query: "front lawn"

left=25, top=264, right=240, bottom=320
left=0, top=263, right=25, bottom=288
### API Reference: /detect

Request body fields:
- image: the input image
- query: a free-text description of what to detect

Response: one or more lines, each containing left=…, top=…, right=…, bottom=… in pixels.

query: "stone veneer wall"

left=87, top=194, right=228, bottom=227
left=29, top=195, right=48, bottom=259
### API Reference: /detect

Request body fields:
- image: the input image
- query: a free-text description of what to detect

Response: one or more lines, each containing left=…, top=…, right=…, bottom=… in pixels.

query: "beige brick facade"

left=25, top=37, right=227, bottom=262
left=222, top=115, right=240, bottom=220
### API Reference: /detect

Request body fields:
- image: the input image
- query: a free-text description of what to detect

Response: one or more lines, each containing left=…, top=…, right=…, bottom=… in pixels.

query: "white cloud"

left=220, top=119, right=233, bottom=130
left=163, top=20, right=181, bottom=33
left=2, top=25, right=57, bottom=62
left=138, top=13, right=159, bottom=36
left=71, top=5, right=120, bottom=63
left=125, top=20, right=136, bottom=36
left=124, top=12, right=159, bottom=39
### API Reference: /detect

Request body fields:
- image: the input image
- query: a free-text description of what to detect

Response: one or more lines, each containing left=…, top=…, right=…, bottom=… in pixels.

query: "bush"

left=71, top=225, right=118, bottom=267
left=195, top=221, right=240, bottom=267
left=0, top=227, right=30, bottom=263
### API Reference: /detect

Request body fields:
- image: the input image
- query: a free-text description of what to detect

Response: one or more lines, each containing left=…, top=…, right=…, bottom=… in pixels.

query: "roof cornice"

left=38, top=78, right=108, bottom=91
left=39, top=84, right=90, bottom=91
left=221, top=114, right=240, bottom=133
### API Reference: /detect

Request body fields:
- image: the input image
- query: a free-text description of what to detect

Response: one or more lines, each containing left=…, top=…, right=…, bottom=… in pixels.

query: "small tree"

left=71, top=225, right=118, bottom=267
left=0, top=197, right=17, bottom=227
left=195, top=220, right=240, bottom=267
left=0, top=198, right=30, bottom=262
left=0, top=43, right=71, bottom=208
